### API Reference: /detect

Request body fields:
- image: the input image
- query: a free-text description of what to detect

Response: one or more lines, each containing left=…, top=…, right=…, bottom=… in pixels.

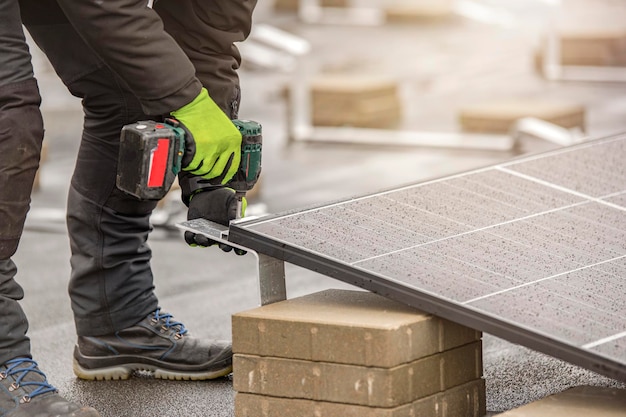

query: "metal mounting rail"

left=177, top=219, right=287, bottom=306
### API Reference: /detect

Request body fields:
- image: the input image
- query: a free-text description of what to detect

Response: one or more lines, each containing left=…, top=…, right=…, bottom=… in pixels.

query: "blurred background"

left=20, top=0, right=626, bottom=415
left=30, top=0, right=626, bottom=222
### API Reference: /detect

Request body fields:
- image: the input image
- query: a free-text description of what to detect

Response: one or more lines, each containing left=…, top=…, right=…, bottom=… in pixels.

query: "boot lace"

left=152, top=309, right=188, bottom=338
left=0, top=358, right=57, bottom=403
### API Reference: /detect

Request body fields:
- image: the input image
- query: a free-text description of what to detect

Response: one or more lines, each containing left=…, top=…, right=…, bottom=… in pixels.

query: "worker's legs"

left=21, top=0, right=159, bottom=337
left=0, top=2, right=101, bottom=415
left=155, top=0, right=257, bottom=118
left=20, top=0, right=236, bottom=381
left=63, top=67, right=159, bottom=336
left=0, top=0, right=43, bottom=365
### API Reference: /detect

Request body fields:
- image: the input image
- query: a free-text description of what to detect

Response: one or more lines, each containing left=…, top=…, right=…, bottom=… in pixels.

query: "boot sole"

left=73, top=358, right=233, bottom=381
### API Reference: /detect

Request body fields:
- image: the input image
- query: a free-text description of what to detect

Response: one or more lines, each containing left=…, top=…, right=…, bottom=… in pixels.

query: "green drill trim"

left=241, top=143, right=262, bottom=182
left=232, top=119, right=262, bottom=136
left=169, top=124, right=186, bottom=176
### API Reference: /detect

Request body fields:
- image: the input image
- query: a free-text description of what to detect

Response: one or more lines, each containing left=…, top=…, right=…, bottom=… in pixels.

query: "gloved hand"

left=171, top=88, right=241, bottom=184
left=185, top=187, right=247, bottom=255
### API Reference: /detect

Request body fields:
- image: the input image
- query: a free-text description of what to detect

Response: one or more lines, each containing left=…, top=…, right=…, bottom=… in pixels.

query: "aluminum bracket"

left=177, top=218, right=287, bottom=306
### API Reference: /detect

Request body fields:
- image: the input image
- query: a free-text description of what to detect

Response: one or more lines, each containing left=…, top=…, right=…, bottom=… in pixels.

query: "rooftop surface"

left=17, top=0, right=626, bottom=415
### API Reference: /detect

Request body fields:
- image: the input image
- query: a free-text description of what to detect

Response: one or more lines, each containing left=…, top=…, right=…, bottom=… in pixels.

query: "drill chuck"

left=231, top=120, right=263, bottom=196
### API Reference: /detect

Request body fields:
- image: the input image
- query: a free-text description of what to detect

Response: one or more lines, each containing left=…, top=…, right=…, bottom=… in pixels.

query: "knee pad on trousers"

left=0, top=79, right=44, bottom=259
left=61, top=65, right=157, bottom=217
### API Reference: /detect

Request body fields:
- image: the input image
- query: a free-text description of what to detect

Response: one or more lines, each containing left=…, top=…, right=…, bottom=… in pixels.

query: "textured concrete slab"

left=538, top=29, right=626, bottom=67
left=235, top=378, right=485, bottom=417
left=233, top=289, right=480, bottom=367
left=496, top=385, right=626, bottom=417
left=311, top=75, right=402, bottom=128
left=273, top=0, right=347, bottom=12
left=385, top=2, right=455, bottom=24
left=233, top=341, right=482, bottom=407
left=459, top=99, right=586, bottom=134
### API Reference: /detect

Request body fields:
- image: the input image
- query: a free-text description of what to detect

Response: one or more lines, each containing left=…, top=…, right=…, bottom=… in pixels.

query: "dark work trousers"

left=0, top=0, right=44, bottom=365
left=0, top=0, right=253, bottom=363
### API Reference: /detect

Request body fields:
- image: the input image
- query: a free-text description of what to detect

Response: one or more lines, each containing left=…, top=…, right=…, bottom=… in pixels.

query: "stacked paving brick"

left=536, top=29, right=626, bottom=68
left=232, top=289, right=486, bottom=417
left=310, top=75, right=403, bottom=129
left=458, top=99, right=586, bottom=134
left=385, top=0, right=455, bottom=24
left=273, top=0, right=347, bottom=12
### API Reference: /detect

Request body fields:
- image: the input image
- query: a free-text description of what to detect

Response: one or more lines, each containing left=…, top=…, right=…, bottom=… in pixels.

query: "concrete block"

left=233, top=289, right=480, bottom=367
left=497, top=385, right=626, bottom=416
left=310, top=75, right=402, bottom=128
left=441, top=341, right=483, bottom=390
left=442, top=378, right=487, bottom=417
left=385, top=2, right=455, bottom=24
left=537, top=29, right=626, bottom=67
left=233, top=341, right=482, bottom=408
left=234, top=382, right=485, bottom=416
left=459, top=99, right=585, bottom=134
left=235, top=378, right=486, bottom=417
left=274, top=0, right=348, bottom=12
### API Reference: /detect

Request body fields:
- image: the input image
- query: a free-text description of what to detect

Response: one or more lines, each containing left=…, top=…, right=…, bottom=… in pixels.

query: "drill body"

left=116, top=118, right=262, bottom=210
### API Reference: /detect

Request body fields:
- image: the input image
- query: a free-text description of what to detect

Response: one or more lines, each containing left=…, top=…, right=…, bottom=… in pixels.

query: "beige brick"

left=233, top=341, right=482, bottom=408
left=441, top=378, right=486, bottom=417
left=274, top=0, right=348, bottom=12
left=309, top=75, right=402, bottom=128
left=235, top=379, right=486, bottom=417
left=313, top=96, right=402, bottom=128
left=459, top=99, right=585, bottom=134
left=385, top=3, right=455, bottom=24
left=441, top=341, right=483, bottom=390
left=498, top=386, right=626, bottom=417
left=537, top=29, right=626, bottom=67
left=232, top=289, right=481, bottom=368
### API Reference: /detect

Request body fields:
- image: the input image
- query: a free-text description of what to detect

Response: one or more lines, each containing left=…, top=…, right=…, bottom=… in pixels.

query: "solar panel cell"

left=504, top=139, right=626, bottom=197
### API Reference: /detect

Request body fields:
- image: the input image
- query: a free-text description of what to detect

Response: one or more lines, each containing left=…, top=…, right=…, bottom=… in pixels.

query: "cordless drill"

left=116, top=118, right=262, bottom=218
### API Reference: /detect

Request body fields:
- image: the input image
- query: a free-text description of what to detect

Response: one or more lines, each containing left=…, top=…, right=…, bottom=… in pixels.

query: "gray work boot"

left=73, top=309, right=232, bottom=381
left=0, top=357, right=100, bottom=417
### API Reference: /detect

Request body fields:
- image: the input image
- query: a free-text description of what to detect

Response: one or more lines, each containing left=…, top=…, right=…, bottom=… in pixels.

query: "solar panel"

left=227, top=133, right=626, bottom=382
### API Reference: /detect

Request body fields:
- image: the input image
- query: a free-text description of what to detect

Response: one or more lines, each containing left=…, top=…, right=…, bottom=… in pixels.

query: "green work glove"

left=185, top=187, right=247, bottom=255
left=171, top=88, right=241, bottom=184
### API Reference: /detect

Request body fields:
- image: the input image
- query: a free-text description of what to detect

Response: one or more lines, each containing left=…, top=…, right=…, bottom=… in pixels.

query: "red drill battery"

left=116, top=120, right=184, bottom=200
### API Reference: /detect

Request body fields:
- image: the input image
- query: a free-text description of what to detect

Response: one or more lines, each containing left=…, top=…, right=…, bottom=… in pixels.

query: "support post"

left=258, top=253, right=287, bottom=305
